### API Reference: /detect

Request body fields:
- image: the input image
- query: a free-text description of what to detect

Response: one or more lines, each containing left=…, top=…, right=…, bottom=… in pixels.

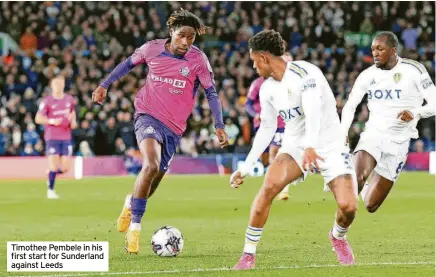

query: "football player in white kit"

left=341, top=31, right=435, bottom=213
left=230, top=30, right=358, bottom=269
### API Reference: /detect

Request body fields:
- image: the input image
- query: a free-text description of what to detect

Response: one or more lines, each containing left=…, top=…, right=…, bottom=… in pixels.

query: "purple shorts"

left=45, top=140, right=73, bottom=156
left=134, top=114, right=181, bottom=172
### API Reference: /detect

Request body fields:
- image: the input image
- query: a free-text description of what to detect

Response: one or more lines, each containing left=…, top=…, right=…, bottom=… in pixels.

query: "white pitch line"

left=9, top=261, right=434, bottom=277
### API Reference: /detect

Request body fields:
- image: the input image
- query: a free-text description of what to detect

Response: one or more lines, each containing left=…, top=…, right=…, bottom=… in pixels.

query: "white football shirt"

left=341, top=57, right=436, bottom=143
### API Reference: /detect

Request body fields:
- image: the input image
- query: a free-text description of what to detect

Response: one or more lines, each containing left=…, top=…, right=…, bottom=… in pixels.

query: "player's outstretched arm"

left=197, top=53, right=229, bottom=147
left=92, top=57, right=136, bottom=104
left=341, top=73, right=368, bottom=143
left=92, top=42, right=150, bottom=104
left=204, top=87, right=229, bottom=148
left=230, top=93, right=277, bottom=188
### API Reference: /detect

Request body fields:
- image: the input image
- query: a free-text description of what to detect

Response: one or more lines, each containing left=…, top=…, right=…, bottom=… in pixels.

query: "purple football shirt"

left=37, top=95, right=75, bottom=140
left=101, top=39, right=223, bottom=136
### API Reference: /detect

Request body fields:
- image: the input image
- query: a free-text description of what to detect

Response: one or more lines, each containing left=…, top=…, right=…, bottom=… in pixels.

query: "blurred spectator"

left=401, top=22, right=419, bottom=50
left=360, top=15, right=374, bottom=34
left=20, top=27, right=37, bottom=56
left=118, top=113, right=135, bottom=148
left=224, top=117, right=240, bottom=152
left=20, top=143, right=38, bottom=156
left=234, top=137, right=251, bottom=153
left=23, top=123, right=40, bottom=146
left=114, top=138, right=127, bottom=156
left=34, top=139, right=44, bottom=156
left=180, top=131, right=198, bottom=157
left=413, top=139, right=425, bottom=153
left=76, top=141, right=95, bottom=157
left=11, top=125, right=22, bottom=148
left=124, top=148, right=142, bottom=175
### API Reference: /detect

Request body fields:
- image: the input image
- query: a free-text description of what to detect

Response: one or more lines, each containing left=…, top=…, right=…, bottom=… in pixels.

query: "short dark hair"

left=374, top=31, right=399, bottom=48
left=166, top=8, right=208, bottom=35
left=248, top=30, right=285, bottom=56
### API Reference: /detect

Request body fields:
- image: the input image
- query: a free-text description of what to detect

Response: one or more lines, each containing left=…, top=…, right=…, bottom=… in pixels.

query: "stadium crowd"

left=0, top=1, right=435, bottom=158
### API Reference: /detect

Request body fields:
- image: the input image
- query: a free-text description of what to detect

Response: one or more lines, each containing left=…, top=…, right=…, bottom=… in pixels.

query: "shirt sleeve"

left=340, top=71, right=368, bottom=139
left=130, top=41, right=151, bottom=65
left=100, top=42, right=151, bottom=89
left=241, top=86, right=278, bottom=175
left=301, top=77, right=322, bottom=148
left=197, top=52, right=215, bottom=90
left=410, top=68, right=436, bottom=119
left=198, top=52, right=225, bottom=129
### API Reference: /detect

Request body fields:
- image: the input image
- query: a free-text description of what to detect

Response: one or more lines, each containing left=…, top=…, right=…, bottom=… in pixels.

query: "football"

left=151, top=226, right=184, bottom=257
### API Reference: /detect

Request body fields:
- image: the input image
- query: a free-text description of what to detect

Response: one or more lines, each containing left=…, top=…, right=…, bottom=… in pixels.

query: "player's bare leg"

left=268, top=145, right=280, bottom=165
left=260, top=152, right=269, bottom=166
left=361, top=172, right=394, bottom=213
left=270, top=145, right=290, bottom=201
left=122, top=138, right=162, bottom=254
left=149, top=171, right=166, bottom=197
left=271, top=147, right=291, bottom=201
left=47, top=155, right=61, bottom=199
left=328, top=174, right=358, bottom=265
left=234, top=154, right=303, bottom=270
left=58, top=156, right=72, bottom=175
left=353, top=150, right=377, bottom=193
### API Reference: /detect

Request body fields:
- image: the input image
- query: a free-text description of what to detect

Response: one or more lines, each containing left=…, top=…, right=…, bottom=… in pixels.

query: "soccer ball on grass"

left=151, top=226, right=184, bottom=257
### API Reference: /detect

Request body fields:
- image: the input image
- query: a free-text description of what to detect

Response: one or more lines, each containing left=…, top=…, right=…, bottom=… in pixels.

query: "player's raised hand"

left=216, top=128, right=229, bottom=148
left=397, top=110, right=414, bottom=122
left=230, top=170, right=246, bottom=188
left=92, top=86, right=107, bottom=105
left=302, top=147, right=324, bottom=173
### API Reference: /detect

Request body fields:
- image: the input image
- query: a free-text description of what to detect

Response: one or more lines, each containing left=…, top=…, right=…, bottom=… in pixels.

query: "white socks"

left=243, top=226, right=263, bottom=254
left=332, top=220, right=348, bottom=240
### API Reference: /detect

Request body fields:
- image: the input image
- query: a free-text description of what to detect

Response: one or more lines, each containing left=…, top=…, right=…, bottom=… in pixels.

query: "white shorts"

left=278, top=143, right=356, bottom=191
left=354, top=132, right=409, bottom=182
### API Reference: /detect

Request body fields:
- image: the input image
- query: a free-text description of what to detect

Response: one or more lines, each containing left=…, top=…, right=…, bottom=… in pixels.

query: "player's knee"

left=142, top=162, right=160, bottom=178
left=337, top=199, right=358, bottom=215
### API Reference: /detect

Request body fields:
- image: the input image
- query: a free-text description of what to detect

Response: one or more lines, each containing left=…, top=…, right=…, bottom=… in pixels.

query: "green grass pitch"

left=1, top=172, right=434, bottom=277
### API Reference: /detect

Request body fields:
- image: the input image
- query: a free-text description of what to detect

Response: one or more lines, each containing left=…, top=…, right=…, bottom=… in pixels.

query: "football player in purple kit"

left=35, top=75, right=77, bottom=199
left=92, top=9, right=229, bottom=253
